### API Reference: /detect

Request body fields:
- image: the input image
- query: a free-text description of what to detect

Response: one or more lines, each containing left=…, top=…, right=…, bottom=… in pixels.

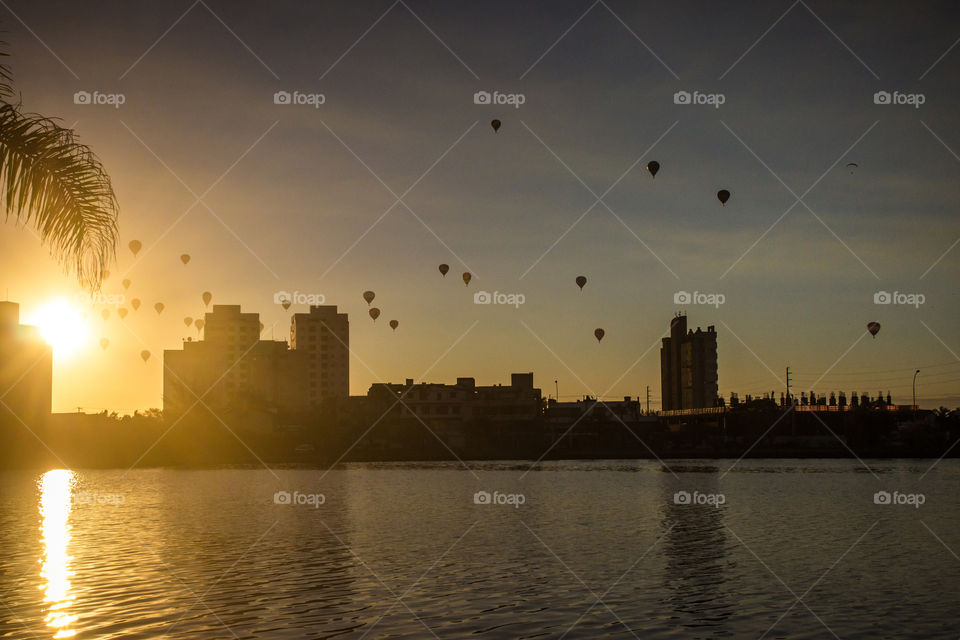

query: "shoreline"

left=1, top=450, right=955, bottom=472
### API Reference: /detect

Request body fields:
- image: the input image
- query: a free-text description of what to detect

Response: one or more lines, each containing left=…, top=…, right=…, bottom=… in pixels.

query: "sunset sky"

left=3, top=0, right=960, bottom=413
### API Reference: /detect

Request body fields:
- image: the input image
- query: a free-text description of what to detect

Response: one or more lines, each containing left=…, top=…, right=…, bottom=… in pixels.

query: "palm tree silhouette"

left=0, top=39, right=118, bottom=289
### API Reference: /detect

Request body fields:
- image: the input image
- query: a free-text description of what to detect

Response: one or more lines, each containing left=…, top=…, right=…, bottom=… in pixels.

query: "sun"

left=27, top=300, right=90, bottom=359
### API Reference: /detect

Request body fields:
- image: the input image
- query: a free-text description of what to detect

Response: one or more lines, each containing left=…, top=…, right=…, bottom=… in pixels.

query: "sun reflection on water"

left=39, top=469, right=77, bottom=638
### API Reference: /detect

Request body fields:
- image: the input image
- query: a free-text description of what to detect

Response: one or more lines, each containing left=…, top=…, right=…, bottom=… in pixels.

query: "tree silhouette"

left=0, top=39, right=118, bottom=289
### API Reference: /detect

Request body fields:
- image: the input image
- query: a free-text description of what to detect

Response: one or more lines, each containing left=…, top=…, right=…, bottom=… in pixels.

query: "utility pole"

left=554, top=380, right=559, bottom=402
left=913, top=369, right=920, bottom=412
left=786, top=366, right=796, bottom=436
left=646, top=385, right=650, bottom=415
left=785, top=366, right=792, bottom=405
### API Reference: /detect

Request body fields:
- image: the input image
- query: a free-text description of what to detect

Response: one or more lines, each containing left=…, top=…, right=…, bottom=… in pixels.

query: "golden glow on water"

left=39, top=470, right=78, bottom=638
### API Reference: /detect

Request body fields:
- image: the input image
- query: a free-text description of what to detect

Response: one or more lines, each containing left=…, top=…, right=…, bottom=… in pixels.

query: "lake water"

left=1, top=459, right=958, bottom=639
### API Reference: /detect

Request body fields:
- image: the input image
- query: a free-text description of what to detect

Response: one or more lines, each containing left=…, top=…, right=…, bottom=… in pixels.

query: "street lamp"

left=913, top=369, right=920, bottom=410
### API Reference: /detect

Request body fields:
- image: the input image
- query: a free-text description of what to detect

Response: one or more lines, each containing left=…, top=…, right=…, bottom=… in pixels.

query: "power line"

left=791, top=368, right=960, bottom=385
left=791, top=360, right=960, bottom=376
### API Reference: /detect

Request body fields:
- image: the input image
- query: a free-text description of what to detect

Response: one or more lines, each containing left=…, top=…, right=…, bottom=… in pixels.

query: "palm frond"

left=0, top=103, right=119, bottom=290
left=0, top=38, right=12, bottom=98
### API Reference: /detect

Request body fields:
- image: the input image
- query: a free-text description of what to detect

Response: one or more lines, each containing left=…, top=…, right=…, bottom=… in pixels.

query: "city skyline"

left=2, top=1, right=960, bottom=413
left=7, top=294, right=942, bottom=418
left=3, top=5, right=960, bottom=639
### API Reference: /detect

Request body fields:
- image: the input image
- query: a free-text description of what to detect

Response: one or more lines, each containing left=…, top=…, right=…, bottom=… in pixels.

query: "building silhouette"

left=0, top=301, right=51, bottom=422
left=660, top=314, right=718, bottom=411
left=477, top=373, right=542, bottom=423
left=163, top=305, right=309, bottom=421
left=367, top=373, right=542, bottom=428
left=290, top=305, right=350, bottom=406
left=356, top=373, right=542, bottom=450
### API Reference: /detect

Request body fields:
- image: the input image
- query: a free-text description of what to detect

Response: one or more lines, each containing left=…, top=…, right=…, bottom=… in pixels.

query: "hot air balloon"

left=867, top=322, right=881, bottom=337
left=369, top=307, right=380, bottom=322
left=846, top=162, right=858, bottom=175
left=180, top=254, right=191, bottom=265
left=389, top=319, right=399, bottom=331
left=128, top=240, right=142, bottom=257
left=491, top=119, right=501, bottom=132
left=183, top=317, right=193, bottom=327
left=575, top=275, right=587, bottom=290
left=202, top=291, right=212, bottom=307
left=99, top=338, right=109, bottom=351
left=281, top=297, right=291, bottom=311
left=363, top=291, right=375, bottom=305
left=101, top=309, right=110, bottom=321
left=140, top=350, right=151, bottom=363
left=462, top=272, right=472, bottom=286
left=131, top=298, right=141, bottom=311
left=646, top=161, right=660, bottom=178
left=717, top=189, right=730, bottom=206
left=594, top=328, right=605, bottom=343
left=195, top=319, right=205, bottom=334
left=117, top=308, right=128, bottom=319
left=122, top=278, right=131, bottom=290
left=154, top=302, right=165, bottom=315
left=438, top=263, right=449, bottom=277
